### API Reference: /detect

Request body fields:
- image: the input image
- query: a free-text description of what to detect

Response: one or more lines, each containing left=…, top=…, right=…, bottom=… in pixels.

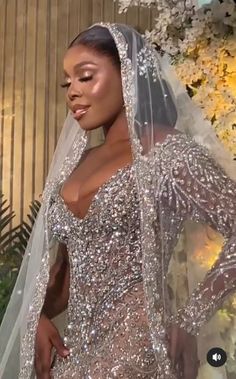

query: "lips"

left=71, top=104, right=90, bottom=120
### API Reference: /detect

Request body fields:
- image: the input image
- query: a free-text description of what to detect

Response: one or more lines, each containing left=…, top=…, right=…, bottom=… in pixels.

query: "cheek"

left=89, top=80, right=108, bottom=101
left=89, top=75, right=123, bottom=110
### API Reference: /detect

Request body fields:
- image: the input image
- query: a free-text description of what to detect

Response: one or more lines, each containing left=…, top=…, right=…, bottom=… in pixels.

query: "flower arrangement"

left=116, top=0, right=236, bottom=158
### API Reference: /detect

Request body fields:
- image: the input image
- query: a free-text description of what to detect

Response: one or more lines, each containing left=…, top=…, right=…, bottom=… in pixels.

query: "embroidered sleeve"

left=167, top=138, right=236, bottom=336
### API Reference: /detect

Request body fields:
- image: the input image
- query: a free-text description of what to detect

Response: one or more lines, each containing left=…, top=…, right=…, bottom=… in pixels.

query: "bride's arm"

left=166, top=137, right=236, bottom=336
left=41, top=243, right=70, bottom=319
left=35, top=243, right=70, bottom=377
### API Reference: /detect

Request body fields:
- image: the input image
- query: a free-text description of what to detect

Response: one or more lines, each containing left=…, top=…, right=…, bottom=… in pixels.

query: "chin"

left=78, top=120, right=103, bottom=131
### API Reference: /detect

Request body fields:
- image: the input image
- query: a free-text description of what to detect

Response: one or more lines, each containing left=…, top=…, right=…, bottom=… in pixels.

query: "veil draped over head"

left=0, top=23, right=236, bottom=378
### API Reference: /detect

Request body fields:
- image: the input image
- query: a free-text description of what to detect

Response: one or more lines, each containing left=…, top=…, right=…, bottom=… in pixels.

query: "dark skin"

left=35, top=45, right=199, bottom=379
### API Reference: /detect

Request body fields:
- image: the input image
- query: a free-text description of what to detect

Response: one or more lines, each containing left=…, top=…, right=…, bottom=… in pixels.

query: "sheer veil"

left=0, top=23, right=235, bottom=378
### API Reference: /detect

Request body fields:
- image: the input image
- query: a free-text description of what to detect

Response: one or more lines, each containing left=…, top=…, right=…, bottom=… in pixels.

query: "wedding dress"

left=46, top=134, right=236, bottom=378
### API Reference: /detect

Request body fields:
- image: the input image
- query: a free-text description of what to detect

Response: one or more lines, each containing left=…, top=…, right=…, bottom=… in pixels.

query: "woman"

left=0, top=23, right=236, bottom=379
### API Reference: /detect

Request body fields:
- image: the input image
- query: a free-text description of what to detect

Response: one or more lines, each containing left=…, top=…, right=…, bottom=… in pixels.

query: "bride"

left=0, top=23, right=236, bottom=379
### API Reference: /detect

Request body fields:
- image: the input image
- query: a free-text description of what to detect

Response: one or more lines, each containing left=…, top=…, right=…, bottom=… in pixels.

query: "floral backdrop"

left=116, top=0, right=236, bottom=158
left=115, top=1, right=236, bottom=378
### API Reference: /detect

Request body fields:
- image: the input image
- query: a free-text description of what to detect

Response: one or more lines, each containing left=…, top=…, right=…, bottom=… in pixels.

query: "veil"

left=0, top=22, right=235, bottom=379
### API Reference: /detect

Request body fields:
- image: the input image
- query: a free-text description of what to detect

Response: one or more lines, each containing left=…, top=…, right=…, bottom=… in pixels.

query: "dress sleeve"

left=167, top=138, right=236, bottom=336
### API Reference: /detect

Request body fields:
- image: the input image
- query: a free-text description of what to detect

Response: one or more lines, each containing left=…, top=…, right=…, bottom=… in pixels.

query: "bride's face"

left=62, top=45, right=124, bottom=130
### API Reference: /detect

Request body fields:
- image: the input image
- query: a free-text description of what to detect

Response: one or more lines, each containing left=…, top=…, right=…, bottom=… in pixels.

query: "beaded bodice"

left=48, top=166, right=143, bottom=311
left=47, top=165, right=164, bottom=378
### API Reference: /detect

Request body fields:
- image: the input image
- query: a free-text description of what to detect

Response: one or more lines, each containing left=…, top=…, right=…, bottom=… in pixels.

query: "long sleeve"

left=167, top=137, right=236, bottom=336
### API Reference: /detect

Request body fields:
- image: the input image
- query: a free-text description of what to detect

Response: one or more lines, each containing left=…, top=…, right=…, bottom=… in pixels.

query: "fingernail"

left=63, top=349, right=70, bottom=355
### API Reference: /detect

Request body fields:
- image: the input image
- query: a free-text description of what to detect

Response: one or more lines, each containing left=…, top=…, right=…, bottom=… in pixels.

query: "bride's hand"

left=167, top=324, right=199, bottom=379
left=35, top=314, right=69, bottom=379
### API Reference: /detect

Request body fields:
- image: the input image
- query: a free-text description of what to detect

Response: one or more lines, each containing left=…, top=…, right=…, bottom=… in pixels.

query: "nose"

left=67, top=81, right=83, bottom=101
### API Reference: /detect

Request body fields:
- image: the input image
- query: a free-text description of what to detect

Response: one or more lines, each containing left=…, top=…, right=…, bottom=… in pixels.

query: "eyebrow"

left=64, top=61, right=98, bottom=76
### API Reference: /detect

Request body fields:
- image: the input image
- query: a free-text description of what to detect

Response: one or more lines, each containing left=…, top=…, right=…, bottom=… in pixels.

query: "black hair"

left=69, top=25, right=121, bottom=68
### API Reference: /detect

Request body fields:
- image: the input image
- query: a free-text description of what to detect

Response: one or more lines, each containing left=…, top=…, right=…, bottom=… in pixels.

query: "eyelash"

left=60, top=76, right=93, bottom=88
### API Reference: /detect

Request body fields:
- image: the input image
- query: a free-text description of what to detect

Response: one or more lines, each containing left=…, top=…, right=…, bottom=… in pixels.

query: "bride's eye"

left=60, top=75, right=93, bottom=88
left=60, top=82, right=71, bottom=88
left=79, top=76, right=93, bottom=82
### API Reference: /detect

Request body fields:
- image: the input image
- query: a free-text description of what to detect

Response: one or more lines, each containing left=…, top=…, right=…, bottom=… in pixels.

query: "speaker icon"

left=212, top=353, right=221, bottom=362
left=207, top=348, right=227, bottom=367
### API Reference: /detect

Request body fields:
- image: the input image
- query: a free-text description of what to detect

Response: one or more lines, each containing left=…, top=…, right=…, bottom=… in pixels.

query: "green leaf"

left=0, top=195, right=41, bottom=324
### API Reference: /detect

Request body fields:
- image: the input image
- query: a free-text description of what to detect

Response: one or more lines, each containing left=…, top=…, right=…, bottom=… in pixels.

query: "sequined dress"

left=46, top=135, right=236, bottom=379
left=48, top=164, right=160, bottom=379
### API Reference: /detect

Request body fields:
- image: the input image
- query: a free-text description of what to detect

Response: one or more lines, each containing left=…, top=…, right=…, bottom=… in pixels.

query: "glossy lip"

left=70, top=104, right=91, bottom=120
left=71, top=104, right=90, bottom=113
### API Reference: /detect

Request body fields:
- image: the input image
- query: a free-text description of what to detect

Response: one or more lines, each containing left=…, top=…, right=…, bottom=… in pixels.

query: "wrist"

left=167, top=291, right=219, bottom=336
left=41, top=301, right=67, bottom=319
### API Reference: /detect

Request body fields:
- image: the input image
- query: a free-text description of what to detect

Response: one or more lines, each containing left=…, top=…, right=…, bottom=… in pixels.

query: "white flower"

left=115, top=0, right=236, bottom=55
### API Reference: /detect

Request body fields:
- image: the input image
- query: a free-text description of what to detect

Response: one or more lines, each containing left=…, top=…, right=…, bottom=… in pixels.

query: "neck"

left=102, top=109, right=130, bottom=146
